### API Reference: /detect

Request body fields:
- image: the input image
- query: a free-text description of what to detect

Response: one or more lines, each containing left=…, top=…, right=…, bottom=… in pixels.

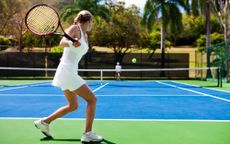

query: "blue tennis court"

left=0, top=80, right=230, bottom=121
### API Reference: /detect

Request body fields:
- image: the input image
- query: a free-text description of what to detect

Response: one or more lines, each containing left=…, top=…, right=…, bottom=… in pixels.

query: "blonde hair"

left=74, top=10, right=93, bottom=24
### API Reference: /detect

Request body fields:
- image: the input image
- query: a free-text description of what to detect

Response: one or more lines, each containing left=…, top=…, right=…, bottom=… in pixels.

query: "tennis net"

left=0, top=67, right=222, bottom=87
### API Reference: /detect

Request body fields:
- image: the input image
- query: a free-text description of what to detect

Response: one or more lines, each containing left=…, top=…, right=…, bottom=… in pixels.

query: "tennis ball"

left=132, top=58, right=137, bottom=63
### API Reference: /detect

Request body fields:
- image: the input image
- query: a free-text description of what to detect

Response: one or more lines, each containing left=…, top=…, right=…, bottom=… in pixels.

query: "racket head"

left=25, top=4, right=60, bottom=36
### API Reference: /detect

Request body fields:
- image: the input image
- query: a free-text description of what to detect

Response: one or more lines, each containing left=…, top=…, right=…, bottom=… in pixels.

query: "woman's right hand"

left=72, top=40, right=81, bottom=47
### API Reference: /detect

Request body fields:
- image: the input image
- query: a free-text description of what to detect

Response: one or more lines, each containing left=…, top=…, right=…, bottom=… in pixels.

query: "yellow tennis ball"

left=132, top=58, right=137, bottom=63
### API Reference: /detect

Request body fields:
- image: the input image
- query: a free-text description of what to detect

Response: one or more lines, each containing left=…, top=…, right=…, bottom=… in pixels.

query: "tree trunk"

left=212, top=0, right=230, bottom=81
left=160, top=23, right=166, bottom=77
left=223, top=1, right=230, bottom=82
left=205, top=0, right=212, bottom=79
left=227, top=3, right=230, bottom=82
left=227, top=33, right=230, bottom=82
left=115, top=50, right=123, bottom=64
left=19, top=19, right=24, bottom=52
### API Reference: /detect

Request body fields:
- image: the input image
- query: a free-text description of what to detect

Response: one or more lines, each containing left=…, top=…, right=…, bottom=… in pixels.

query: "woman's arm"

left=59, top=25, right=81, bottom=47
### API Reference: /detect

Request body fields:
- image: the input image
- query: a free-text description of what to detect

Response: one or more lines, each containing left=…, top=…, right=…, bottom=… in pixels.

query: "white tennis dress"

left=52, top=25, right=88, bottom=91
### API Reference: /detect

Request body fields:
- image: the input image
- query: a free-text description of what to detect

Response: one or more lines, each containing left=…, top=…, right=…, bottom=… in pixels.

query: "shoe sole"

left=81, top=139, right=104, bottom=143
left=34, top=124, right=52, bottom=138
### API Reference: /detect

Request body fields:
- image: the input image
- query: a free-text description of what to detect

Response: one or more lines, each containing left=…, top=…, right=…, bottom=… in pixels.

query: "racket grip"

left=64, top=33, right=78, bottom=42
left=68, top=40, right=80, bottom=48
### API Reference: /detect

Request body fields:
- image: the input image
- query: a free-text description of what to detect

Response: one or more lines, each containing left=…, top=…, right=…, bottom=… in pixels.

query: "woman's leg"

left=73, top=84, right=96, bottom=133
left=43, top=90, right=78, bottom=124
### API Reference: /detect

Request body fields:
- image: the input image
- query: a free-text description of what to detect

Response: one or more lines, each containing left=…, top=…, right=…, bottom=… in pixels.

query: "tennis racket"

left=25, top=3, right=78, bottom=42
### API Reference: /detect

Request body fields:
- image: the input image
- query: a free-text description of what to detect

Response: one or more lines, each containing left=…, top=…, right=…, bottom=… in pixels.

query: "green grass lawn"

left=177, top=80, right=230, bottom=92
left=0, top=119, right=229, bottom=144
left=0, top=80, right=50, bottom=86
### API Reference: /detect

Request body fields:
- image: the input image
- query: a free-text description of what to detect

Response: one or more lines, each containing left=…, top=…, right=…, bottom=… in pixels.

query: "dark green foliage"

left=0, top=35, right=11, bottom=50
left=0, top=35, right=11, bottom=45
left=50, top=45, right=63, bottom=53
left=23, top=32, right=60, bottom=48
left=194, top=32, right=224, bottom=52
left=194, top=32, right=226, bottom=74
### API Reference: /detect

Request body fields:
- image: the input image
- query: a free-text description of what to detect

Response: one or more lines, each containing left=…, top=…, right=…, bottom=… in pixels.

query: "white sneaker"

left=34, top=119, right=52, bottom=137
left=81, top=131, right=103, bottom=143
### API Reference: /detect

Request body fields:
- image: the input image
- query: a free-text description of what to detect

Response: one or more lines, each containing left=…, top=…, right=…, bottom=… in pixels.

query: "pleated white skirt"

left=52, top=64, right=86, bottom=91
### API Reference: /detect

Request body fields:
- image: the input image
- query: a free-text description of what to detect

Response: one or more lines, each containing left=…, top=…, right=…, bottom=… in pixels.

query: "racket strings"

left=26, top=5, right=59, bottom=35
left=28, top=7, right=57, bottom=31
left=28, top=7, right=58, bottom=33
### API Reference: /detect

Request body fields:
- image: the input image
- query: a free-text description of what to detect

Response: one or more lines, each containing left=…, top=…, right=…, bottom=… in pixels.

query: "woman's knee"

left=88, top=95, right=97, bottom=105
left=67, top=104, right=78, bottom=112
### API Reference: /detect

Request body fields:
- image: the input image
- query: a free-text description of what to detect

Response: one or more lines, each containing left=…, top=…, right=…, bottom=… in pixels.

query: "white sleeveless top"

left=52, top=25, right=89, bottom=91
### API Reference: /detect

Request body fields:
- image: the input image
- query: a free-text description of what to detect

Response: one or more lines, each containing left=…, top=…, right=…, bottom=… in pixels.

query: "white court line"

left=172, top=81, right=230, bottom=93
left=0, top=93, right=204, bottom=97
left=0, top=117, right=229, bottom=122
left=0, top=94, right=64, bottom=97
left=0, top=82, right=108, bottom=97
left=0, top=86, right=29, bottom=91
left=0, top=82, right=50, bottom=92
left=0, top=82, right=109, bottom=97
left=96, top=94, right=203, bottom=97
left=0, top=82, right=106, bottom=93
left=156, top=81, right=230, bottom=103
left=92, top=83, right=109, bottom=92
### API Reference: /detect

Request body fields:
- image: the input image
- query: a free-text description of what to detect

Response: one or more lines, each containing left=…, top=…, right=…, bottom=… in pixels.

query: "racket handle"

left=53, top=32, right=78, bottom=42
left=64, top=33, right=78, bottom=42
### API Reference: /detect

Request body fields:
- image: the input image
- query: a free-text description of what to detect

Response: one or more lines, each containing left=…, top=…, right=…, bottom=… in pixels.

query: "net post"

left=100, top=70, right=103, bottom=85
left=220, top=67, right=222, bottom=87
left=217, top=67, right=220, bottom=87
left=217, top=67, right=223, bottom=87
left=45, top=55, right=48, bottom=78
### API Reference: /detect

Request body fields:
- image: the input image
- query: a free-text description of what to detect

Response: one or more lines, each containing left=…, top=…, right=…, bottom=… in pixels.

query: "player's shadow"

left=40, top=137, right=116, bottom=144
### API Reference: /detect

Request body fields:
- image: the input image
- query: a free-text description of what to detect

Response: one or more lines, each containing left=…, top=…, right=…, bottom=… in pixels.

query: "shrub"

left=193, top=32, right=224, bottom=53
left=0, top=35, right=11, bottom=50
left=50, top=45, right=64, bottom=53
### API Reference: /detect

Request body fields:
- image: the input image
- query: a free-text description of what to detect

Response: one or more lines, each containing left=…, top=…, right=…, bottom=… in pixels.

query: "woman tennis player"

left=34, top=10, right=103, bottom=143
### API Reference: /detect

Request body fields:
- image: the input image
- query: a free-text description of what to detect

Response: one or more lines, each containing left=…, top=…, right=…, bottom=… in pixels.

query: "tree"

left=60, top=0, right=110, bottom=23
left=194, top=32, right=225, bottom=53
left=30, top=0, right=74, bottom=9
left=90, top=18, right=110, bottom=46
left=0, top=0, right=31, bottom=51
left=166, top=12, right=222, bottom=46
left=140, top=31, right=171, bottom=60
left=0, top=35, right=11, bottom=51
left=103, top=1, right=143, bottom=63
left=194, top=32, right=226, bottom=76
left=143, top=0, right=189, bottom=75
left=0, top=0, right=22, bottom=35
left=13, top=1, right=30, bottom=51
left=188, top=0, right=213, bottom=78
left=211, top=0, right=230, bottom=81
left=205, top=0, right=212, bottom=78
